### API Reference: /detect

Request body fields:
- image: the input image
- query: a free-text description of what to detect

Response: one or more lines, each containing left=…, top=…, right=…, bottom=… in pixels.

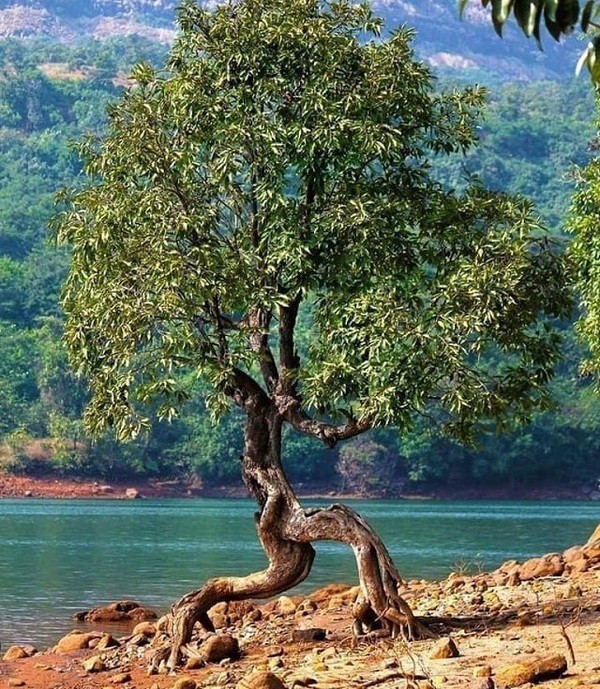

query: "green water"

left=0, top=498, right=598, bottom=648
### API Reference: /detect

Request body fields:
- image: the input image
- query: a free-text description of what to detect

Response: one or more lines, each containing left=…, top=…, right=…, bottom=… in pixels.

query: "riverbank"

left=1, top=471, right=598, bottom=501
left=1, top=526, right=599, bottom=689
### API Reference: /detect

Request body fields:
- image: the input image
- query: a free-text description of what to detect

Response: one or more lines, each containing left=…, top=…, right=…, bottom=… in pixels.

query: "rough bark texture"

left=161, top=399, right=430, bottom=669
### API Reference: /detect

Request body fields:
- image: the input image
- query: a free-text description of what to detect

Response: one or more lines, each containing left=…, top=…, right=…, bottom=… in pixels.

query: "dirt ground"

left=1, top=528, right=599, bottom=689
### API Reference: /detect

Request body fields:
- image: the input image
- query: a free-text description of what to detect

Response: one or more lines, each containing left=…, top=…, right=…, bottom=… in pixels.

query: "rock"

left=277, top=596, right=297, bottom=615
left=308, top=583, right=351, bottom=604
left=125, top=487, right=140, bottom=499
left=291, top=628, right=326, bottom=642
left=2, top=646, right=30, bottom=661
left=95, top=634, right=120, bottom=650
left=132, top=621, right=156, bottom=637
left=54, top=631, right=101, bottom=653
left=495, top=654, right=568, bottom=687
left=210, top=613, right=230, bottom=629
left=111, top=672, right=132, bottom=684
left=199, top=634, right=240, bottom=663
left=76, top=600, right=157, bottom=623
left=236, top=670, right=286, bottom=689
left=506, top=572, right=521, bottom=587
left=82, top=654, right=106, bottom=672
left=8, top=680, right=26, bottom=687
left=245, top=608, right=263, bottom=622
left=429, top=637, right=460, bottom=659
left=518, top=553, right=564, bottom=580
left=172, top=678, right=198, bottom=689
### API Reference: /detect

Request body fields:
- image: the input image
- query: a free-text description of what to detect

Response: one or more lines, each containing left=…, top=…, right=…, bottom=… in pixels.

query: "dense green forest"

left=0, top=33, right=598, bottom=493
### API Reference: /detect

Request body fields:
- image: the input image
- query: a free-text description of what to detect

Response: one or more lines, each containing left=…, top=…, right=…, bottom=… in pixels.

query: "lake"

left=0, top=498, right=598, bottom=649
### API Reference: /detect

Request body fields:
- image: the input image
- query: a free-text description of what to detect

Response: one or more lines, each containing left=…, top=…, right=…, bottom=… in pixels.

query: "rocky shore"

left=1, top=526, right=599, bottom=689
left=0, top=472, right=598, bottom=501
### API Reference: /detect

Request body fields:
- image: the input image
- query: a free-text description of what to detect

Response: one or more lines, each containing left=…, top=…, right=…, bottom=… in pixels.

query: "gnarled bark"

left=161, top=402, right=431, bottom=669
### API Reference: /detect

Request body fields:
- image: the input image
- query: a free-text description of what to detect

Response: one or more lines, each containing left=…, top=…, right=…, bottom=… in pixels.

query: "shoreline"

left=2, top=525, right=599, bottom=689
left=0, top=471, right=598, bottom=501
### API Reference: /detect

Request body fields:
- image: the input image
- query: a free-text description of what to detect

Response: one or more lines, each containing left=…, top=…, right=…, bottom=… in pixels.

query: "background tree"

left=54, top=0, right=571, bottom=667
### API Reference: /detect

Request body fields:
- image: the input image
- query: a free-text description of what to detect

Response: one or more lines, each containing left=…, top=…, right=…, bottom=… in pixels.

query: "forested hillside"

left=0, top=27, right=598, bottom=494
left=0, top=0, right=583, bottom=81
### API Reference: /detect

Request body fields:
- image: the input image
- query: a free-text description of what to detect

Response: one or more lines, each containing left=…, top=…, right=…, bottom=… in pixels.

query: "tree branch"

left=274, top=393, right=372, bottom=447
left=245, top=307, right=279, bottom=392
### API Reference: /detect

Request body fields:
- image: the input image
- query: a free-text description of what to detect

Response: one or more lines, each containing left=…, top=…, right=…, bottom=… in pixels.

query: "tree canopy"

left=55, top=0, right=571, bottom=452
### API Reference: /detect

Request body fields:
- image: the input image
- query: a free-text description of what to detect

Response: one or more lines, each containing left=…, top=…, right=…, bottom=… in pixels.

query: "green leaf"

left=581, top=0, right=595, bottom=30
left=492, top=0, right=515, bottom=35
left=555, top=0, right=580, bottom=34
left=514, top=0, right=538, bottom=36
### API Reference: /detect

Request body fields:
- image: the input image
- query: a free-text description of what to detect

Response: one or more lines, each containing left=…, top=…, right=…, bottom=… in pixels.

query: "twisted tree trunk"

left=164, top=400, right=430, bottom=669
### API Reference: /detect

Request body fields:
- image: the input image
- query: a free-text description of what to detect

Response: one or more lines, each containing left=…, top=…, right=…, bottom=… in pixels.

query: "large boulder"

left=2, top=645, right=34, bottom=661
left=54, top=631, right=102, bottom=653
left=518, top=553, right=564, bottom=581
left=74, top=600, right=157, bottom=623
left=496, top=654, right=567, bottom=687
left=199, top=634, right=240, bottom=663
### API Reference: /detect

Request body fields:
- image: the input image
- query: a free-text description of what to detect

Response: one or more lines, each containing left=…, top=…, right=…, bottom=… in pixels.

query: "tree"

left=54, top=0, right=571, bottom=668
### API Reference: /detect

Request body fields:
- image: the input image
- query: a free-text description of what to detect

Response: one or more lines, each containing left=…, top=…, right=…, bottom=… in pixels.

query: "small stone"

left=111, top=672, right=132, bottom=684
left=236, top=670, right=286, bottom=689
left=82, top=655, right=106, bottom=673
left=429, top=637, right=460, bottom=659
left=291, top=628, right=326, bottom=642
left=200, top=634, right=240, bottom=663
left=8, top=680, right=26, bottom=687
left=133, top=621, right=157, bottom=637
left=3, top=646, right=30, bottom=661
left=96, top=634, right=120, bottom=650
left=277, top=596, right=297, bottom=615
left=172, top=678, right=198, bottom=689
left=266, top=646, right=284, bottom=657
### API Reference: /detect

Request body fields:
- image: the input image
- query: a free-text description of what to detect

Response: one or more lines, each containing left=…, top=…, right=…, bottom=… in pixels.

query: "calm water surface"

left=0, top=498, right=598, bottom=648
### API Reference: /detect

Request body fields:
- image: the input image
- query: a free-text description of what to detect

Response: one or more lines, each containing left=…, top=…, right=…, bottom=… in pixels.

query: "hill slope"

left=0, top=0, right=583, bottom=81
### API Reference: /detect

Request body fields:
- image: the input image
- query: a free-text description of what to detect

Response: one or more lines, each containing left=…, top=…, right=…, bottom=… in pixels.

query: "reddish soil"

left=0, top=471, right=596, bottom=501
left=0, top=473, right=206, bottom=500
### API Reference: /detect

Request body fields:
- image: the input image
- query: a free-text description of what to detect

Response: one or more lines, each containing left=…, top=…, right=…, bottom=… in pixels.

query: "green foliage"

left=567, top=95, right=600, bottom=383
left=0, top=15, right=593, bottom=491
left=54, top=0, right=570, bottom=481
